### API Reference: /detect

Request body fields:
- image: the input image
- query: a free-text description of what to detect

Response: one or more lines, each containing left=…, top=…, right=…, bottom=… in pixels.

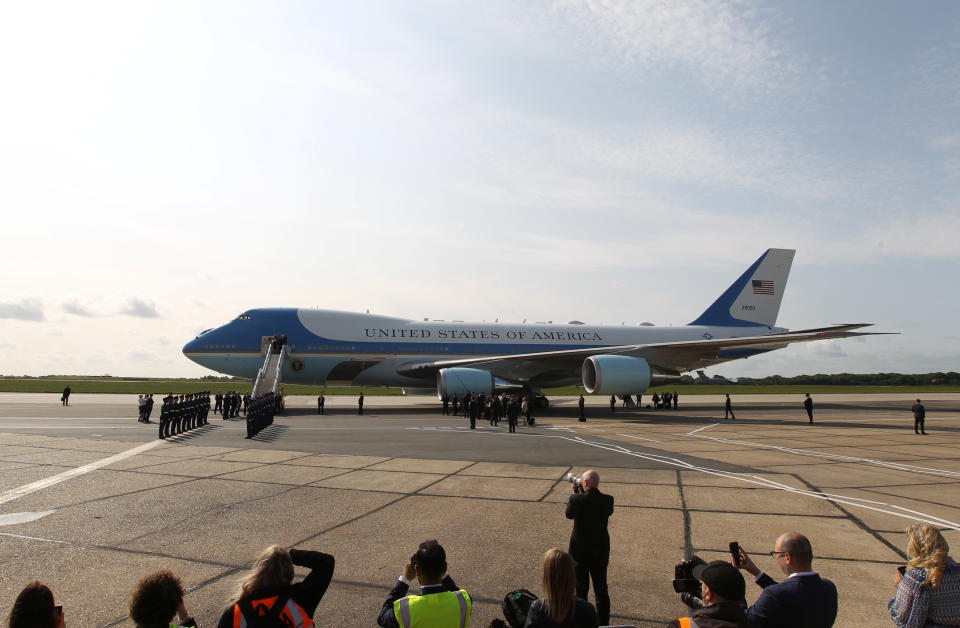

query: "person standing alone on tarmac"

left=358, top=392, right=364, bottom=415
left=803, top=393, right=814, bottom=424
left=578, top=393, right=586, bottom=422
left=724, top=394, right=736, bottom=420
left=566, top=470, right=614, bottom=625
left=608, top=395, right=615, bottom=414
left=61, top=386, right=71, bottom=406
left=912, top=399, right=927, bottom=434
left=317, top=392, right=325, bottom=415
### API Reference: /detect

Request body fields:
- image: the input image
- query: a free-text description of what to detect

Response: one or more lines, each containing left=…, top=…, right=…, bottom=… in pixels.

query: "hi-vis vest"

left=231, top=593, right=314, bottom=628
left=677, top=618, right=697, bottom=628
left=393, top=590, right=472, bottom=628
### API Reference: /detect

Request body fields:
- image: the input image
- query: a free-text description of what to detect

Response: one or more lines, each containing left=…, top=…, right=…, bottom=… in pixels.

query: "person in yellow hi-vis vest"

left=667, top=561, right=750, bottom=628
left=377, top=540, right=472, bottom=628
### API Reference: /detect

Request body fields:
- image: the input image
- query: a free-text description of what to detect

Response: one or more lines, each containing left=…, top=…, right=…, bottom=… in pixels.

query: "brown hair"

left=128, top=570, right=185, bottom=628
left=907, top=523, right=950, bottom=590
left=8, top=581, right=58, bottom=628
left=231, top=545, right=294, bottom=603
left=541, top=549, right=576, bottom=623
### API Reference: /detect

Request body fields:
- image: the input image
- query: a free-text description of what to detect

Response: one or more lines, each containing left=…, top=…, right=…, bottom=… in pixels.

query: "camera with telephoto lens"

left=673, top=556, right=706, bottom=610
left=565, top=472, right=583, bottom=493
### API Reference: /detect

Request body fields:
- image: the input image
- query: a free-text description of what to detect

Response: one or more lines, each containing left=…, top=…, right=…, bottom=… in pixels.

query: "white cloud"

left=0, top=298, right=44, bottom=321
left=120, top=298, right=160, bottom=319
left=62, top=300, right=97, bottom=317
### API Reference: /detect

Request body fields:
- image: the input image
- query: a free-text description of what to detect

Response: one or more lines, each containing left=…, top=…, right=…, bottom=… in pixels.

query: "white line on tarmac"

left=538, top=433, right=960, bottom=529
left=0, top=439, right=163, bottom=507
left=687, top=434, right=960, bottom=480
left=686, top=423, right=719, bottom=435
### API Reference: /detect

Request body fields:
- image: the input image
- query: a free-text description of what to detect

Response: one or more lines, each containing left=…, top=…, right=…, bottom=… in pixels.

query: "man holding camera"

left=377, top=539, right=472, bottom=628
left=735, top=533, right=837, bottom=628
left=668, top=560, right=751, bottom=628
left=566, top=469, right=615, bottom=625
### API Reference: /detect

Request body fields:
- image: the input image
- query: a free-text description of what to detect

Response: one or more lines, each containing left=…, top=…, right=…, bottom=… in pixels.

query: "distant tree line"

left=731, top=372, right=959, bottom=386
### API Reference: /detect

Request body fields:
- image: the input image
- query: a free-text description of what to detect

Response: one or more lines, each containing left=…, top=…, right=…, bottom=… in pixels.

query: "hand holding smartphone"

left=729, top=541, right=742, bottom=567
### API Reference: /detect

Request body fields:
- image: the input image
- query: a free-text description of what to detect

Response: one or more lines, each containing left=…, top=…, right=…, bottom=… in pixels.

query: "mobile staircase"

left=252, top=343, right=287, bottom=397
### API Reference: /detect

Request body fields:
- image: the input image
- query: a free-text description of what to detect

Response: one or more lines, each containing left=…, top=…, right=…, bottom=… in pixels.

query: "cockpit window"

left=236, top=314, right=252, bottom=320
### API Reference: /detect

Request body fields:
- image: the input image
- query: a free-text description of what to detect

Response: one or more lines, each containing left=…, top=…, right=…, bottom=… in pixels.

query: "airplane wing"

left=396, top=324, right=891, bottom=385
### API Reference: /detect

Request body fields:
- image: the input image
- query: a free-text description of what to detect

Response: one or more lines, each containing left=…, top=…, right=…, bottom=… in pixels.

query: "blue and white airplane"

left=182, top=249, right=881, bottom=403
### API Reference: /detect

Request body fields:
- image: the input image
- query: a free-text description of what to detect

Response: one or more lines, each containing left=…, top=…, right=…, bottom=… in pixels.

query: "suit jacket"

left=746, top=572, right=837, bottom=628
left=566, top=488, right=614, bottom=563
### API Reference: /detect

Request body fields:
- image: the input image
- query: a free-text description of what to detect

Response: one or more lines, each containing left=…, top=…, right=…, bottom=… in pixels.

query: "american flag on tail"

left=752, top=280, right=775, bottom=295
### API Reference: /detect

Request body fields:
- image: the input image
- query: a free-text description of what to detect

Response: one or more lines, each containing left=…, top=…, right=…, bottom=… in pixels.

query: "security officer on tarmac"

left=377, top=540, right=471, bottom=628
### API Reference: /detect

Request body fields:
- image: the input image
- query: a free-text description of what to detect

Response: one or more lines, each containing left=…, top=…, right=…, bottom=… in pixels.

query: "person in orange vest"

left=667, top=560, right=750, bottom=628
left=217, top=545, right=335, bottom=628
left=377, top=540, right=472, bottom=628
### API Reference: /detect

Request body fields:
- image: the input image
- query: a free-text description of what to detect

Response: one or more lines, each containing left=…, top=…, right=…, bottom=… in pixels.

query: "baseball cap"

left=692, top=560, right=746, bottom=601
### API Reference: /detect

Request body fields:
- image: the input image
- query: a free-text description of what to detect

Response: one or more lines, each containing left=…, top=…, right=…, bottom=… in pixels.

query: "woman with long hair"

left=8, top=581, right=65, bottom=628
left=889, top=523, right=960, bottom=627
left=217, top=545, right=335, bottom=628
left=525, top=549, right=598, bottom=628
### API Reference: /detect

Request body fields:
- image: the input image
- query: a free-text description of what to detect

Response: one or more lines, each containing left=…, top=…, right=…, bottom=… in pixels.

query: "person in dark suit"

left=803, top=393, right=814, bottom=424
left=566, top=469, right=614, bottom=625
left=724, top=394, right=736, bottom=420
left=317, top=392, right=325, bottom=415
left=912, top=398, right=926, bottom=434
left=578, top=394, right=586, bottom=422
left=358, top=392, right=364, bottom=415
left=61, top=386, right=71, bottom=406
left=735, top=532, right=838, bottom=628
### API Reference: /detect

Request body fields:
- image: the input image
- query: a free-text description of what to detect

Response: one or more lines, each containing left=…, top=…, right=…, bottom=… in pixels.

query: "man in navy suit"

left=566, top=469, right=615, bottom=625
left=736, top=532, right=838, bottom=628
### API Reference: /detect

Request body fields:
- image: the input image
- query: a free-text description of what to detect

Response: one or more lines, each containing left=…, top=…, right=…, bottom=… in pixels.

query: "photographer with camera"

left=669, top=558, right=751, bottom=628
left=735, top=533, right=837, bottom=628
left=377, top=539, right=472, bottom=628
left=565, top=470, right=614, bottom=625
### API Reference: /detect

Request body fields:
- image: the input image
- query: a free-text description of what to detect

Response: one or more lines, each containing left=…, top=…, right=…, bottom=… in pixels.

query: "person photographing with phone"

left=733, top=533, right=837, bottom=628
left=889, top=523, right=960, bottom=627
left=377, top=539, right=472, bottom=628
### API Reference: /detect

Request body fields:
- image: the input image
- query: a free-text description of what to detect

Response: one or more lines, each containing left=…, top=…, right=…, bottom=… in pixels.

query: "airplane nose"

left=183, top=328, right=214, bottom=354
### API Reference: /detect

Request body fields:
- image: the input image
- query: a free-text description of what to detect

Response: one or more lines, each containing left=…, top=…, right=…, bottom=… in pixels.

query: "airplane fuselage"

left=182, top=307, right=782, bottom=388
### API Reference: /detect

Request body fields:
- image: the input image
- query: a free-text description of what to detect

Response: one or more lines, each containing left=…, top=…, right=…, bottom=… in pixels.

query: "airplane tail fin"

left=689, top=248, right=795, bottom=328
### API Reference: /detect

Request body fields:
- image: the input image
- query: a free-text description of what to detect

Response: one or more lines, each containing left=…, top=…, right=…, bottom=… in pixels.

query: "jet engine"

left=437, top=367, right=494, bottom=399
left=582, top=355, right=652, bottom=395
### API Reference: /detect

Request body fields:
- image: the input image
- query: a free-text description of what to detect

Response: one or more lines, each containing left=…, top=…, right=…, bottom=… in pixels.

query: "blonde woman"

left=217, top=545, right=334, bottom=628
left=525, top=549, right=598, bottom=628
left=889, top=523, right=960, bottom=627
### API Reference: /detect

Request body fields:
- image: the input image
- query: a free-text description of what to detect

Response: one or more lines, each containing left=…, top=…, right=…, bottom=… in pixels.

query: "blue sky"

left=0, top=1, right=957, bottom=379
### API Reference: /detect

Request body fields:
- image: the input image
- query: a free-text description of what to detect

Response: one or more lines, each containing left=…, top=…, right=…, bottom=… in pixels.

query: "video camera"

left=672, top=555, right=706, bottom=610
left=565, top=472, right=584, bottom=493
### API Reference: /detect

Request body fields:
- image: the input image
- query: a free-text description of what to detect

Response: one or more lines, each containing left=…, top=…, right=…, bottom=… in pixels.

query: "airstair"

left=252, top=343, right=287, bottom=397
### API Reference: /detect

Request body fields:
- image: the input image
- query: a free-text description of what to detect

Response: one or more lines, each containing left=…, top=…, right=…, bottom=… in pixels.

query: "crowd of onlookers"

left=8, top=523, right=959, bottom=628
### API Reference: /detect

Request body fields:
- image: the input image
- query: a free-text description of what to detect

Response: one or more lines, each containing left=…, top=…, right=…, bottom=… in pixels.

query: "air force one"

left=182, top=249, right=884, bottom=404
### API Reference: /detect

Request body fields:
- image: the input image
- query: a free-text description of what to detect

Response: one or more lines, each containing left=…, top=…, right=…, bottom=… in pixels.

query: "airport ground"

left=0, top=392, right=958, bottom=627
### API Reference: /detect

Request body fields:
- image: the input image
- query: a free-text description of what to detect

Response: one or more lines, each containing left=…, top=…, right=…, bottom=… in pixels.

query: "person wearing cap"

left=666, top=560, right=752, bottom=628
left=735, top=533, right=838, bottom=628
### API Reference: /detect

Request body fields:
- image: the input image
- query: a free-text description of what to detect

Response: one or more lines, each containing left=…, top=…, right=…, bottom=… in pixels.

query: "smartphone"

left=729, top=542, right=742, bottom=567
left=898, top=566, right=906, bottom=576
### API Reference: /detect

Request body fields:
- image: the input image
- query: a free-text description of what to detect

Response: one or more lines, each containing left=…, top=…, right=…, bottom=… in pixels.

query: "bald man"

left=566, top=469, right=615, bottom=625
left=735, top=532, right=838, bottom=628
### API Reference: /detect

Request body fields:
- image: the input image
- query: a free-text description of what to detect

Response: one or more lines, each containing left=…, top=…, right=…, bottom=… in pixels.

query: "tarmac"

left=0, top=392, right=958, bottom=627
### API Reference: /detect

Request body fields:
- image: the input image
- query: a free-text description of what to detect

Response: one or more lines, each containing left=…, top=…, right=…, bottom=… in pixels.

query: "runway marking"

left=686, top=423, right=719, bottom=435
left=687, top=434, right=960, bottom=480
left=0, top=439, right=163, bottom=507
left=544, top=433, right=960, bottom=529
left=0, top=531, right=71, bottom=544
left=0, top=510, right=56, bottom=526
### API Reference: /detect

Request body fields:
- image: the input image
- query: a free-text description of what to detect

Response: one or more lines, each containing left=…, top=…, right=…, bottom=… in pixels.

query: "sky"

left=0, top=0, right=958, bottom=380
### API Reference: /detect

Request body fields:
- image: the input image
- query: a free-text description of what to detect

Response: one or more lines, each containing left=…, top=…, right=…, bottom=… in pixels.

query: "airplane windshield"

left=235, top=314, right=251, bottom=320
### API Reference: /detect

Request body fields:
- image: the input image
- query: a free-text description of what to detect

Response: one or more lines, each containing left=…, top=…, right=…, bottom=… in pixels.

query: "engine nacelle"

left=437, top=367, right=494, bottom=399
left=582, top=355, right=652, bottom=395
